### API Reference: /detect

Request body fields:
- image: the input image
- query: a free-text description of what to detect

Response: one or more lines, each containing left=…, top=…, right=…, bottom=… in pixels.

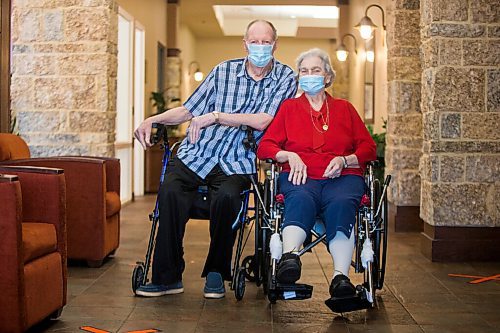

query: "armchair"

left=0, top=133, right=121, bottom=267
left=0, top=167, right=67, bottom=333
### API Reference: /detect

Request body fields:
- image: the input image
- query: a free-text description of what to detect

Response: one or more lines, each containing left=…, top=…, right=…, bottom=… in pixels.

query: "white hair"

left=296, top=48, right=336, bottom=88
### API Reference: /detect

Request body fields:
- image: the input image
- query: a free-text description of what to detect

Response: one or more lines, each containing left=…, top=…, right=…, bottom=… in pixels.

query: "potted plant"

left=366, top=119, right=386, bottom=182
left=149, top=91, right=180, bottom=137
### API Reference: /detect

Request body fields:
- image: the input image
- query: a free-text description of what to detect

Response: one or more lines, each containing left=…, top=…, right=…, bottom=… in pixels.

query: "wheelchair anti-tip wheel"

left=234, top=267, right=246, bottom=301
left=132, top=263, right=145, bottom=294
left=242, top=255, right=256, bottom=282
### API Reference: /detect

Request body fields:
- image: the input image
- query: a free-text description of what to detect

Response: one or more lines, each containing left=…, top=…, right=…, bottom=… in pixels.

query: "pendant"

left=323, top=124, right=329, bottom=131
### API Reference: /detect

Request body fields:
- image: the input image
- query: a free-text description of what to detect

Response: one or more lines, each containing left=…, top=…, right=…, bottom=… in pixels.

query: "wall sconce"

left=366, top=50, right=375, bottom=63
left=336, top=33, right=358, bottom=62
left=355, top=4, right=386, bottom=41
left=189, top=61, right=204, bottom=82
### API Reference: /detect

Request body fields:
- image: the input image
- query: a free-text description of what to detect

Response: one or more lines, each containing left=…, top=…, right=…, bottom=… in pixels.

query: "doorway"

left=116, top=7, right=145, bottom=203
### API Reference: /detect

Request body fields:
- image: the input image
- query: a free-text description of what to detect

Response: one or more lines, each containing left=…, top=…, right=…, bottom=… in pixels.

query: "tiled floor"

left=31, top=195, right=500, bottom=333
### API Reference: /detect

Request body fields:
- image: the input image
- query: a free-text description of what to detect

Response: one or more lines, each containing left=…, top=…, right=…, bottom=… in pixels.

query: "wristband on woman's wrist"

left=341, top=156, right=348, bottom=168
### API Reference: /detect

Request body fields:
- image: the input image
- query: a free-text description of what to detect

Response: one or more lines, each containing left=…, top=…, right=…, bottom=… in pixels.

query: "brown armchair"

left=0, top=133, right=121, bottom=267
left=0, top=167, right=67, bottom=333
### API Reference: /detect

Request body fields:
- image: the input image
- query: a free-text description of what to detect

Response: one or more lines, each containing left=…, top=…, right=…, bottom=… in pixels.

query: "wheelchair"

left=249, top=159, right=391, bottom=313
left=131, top=123, right=262, bottom=300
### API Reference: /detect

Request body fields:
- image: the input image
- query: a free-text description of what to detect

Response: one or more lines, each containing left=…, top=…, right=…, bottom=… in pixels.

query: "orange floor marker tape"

left=448, top=273, right=500, bottom=284
left=80, top=327, right=111, bottom=333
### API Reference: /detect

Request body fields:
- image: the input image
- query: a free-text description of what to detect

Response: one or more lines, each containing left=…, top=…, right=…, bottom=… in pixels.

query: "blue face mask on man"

left=247, top=43, right=273, bottom=67
left=299, top=75, right=325, bottom=96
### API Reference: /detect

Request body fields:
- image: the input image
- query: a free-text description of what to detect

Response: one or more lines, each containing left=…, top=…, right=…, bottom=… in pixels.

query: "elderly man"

left=134, top=20, right=297, bottom=299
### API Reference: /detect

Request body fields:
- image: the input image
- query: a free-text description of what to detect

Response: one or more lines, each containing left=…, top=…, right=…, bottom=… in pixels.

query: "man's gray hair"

left=244, top=20, right=278, bottom=41
left=296, top=48, right=336, bottom=88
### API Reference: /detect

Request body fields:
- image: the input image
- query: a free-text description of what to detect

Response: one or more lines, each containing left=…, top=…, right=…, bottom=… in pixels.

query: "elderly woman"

left=257, top=48, right=376, bottom=298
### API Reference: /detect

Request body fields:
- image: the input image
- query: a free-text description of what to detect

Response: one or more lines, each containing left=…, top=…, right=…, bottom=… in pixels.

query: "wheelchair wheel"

left=373, top=179, right=388, bottom=290
left=242, top=255, right=256, bottom=282
left=259, top=178, right=272, bottom=294
left=132, top=263, right=145, bottom=294
left=234, top=267, right=246, bottom=301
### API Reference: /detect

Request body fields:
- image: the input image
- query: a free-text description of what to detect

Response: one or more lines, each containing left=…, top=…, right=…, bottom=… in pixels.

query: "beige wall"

left=342, top=0, right=388, bottom=133
left=115, top=0, right=167, bottom=117
left=194, top=36, right=332, bottom=77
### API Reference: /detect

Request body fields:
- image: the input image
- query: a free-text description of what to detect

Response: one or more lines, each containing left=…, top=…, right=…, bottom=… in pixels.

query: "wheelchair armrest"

left=265, top=158, right=277, bottom=164
left=367, top=160, right=380, bottom=168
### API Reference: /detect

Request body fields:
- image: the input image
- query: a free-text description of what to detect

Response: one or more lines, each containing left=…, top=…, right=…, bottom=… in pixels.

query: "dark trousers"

left=152, top=158, right=250, bottom=284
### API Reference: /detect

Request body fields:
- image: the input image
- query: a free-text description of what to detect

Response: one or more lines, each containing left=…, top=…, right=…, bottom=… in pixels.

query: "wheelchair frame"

left=246, top=159, right=391, bottom=312
left=131, top=124, right=259, bottom=300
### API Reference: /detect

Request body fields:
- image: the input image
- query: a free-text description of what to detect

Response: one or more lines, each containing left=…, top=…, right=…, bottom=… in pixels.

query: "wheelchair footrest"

left=274, top=283, right=313, bottom=300
left=324, top=285, right=373, bottom=313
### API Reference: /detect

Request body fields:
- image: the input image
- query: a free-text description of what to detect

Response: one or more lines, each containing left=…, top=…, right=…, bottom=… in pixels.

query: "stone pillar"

left=385, top=0, right=423, bottom=231
left=11, top=0, right=118, bottom=157
left=420, top=0, right=500, bottom=261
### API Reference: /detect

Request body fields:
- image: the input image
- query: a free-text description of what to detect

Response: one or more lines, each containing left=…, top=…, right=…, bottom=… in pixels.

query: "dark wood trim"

left=0, top=165, right=64, bottom=174
left=389, top=202, right=424, bottom=232
left=0, top=174, right=18, bottom=182
left=167, top=48, right=181, bottom=57
left=0, top=0, right=11, bottom=133
left=421, top=222, right=500, bottom=262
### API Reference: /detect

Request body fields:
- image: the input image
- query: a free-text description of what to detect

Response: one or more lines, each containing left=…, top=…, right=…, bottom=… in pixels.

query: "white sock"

left=328, top=230, right=355, bottom=278
left=282, top=225, right=307, bottom=254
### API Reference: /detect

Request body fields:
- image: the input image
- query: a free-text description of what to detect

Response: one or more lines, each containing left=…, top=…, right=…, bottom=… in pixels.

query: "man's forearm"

left=151, top=106, right=192, bottom=125
left=217, top=112, right=273, bottom=131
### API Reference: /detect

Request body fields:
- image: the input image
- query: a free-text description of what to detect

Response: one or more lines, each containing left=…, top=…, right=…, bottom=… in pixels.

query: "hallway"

left=30, top=195, right=500, bottom=333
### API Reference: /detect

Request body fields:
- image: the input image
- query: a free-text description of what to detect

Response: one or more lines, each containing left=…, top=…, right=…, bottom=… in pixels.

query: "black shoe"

left=276, top=252, right=301, bottom=284
left=329, top=274, right=356, bottom=298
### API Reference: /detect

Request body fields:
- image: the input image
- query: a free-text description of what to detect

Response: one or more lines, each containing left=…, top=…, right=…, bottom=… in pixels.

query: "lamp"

left=189, top=61, right=204, bottom=82
left=336, top=33, right=358, bottom=62
left=355, top=4, right=386, bottom=41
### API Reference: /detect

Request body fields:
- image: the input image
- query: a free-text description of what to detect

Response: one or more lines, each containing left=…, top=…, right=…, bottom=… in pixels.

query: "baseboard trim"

left=421, top=222, right=500, bottom=261
left=389, top=202, right=423, bottom=232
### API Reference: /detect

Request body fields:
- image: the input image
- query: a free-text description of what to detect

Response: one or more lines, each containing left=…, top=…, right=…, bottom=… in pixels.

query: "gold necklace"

left=309, top=98, right=330, bottom=133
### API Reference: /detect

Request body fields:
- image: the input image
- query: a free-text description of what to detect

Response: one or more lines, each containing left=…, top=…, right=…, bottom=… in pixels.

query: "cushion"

left=105, top=191, right=121, bottom=217
left=0, top=133, right=31, bottom=161
left=22, top=222, right=57, bottom=263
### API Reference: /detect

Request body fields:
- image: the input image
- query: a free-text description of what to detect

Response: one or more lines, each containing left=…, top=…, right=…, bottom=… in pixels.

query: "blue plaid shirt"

left=177, top=58, right=297, bottom=178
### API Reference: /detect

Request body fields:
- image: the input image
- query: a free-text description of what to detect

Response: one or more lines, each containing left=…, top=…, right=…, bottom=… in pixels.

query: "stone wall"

left=420, top=0, right=500, bottom=227
left=385, top=1, right=422, bottom=211
left=11, top=0, right=118, bottom=157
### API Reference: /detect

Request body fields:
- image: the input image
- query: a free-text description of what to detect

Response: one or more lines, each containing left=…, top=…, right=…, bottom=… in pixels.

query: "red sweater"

left=257, top=93, right=376, bottom=179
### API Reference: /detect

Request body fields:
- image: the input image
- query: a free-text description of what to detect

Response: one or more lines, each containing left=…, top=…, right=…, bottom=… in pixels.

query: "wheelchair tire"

left=242, top=255, right=256, bottom=282
left=259, top=178, right=272, bottom=294
left=132, top=263, right=145, bottom=294
left=371, top=178, right=389, bottom=291
left=234, top=267, right=246, bottom=301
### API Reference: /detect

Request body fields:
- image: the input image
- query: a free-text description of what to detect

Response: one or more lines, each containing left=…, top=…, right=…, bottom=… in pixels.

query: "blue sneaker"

left=136, top=281, right=183, bottom=297
left=203, top=272, right=225, bottom=299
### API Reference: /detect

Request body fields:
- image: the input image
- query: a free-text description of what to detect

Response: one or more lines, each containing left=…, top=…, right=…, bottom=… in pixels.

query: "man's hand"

left=188, top=113, right=216, bottom=144
left=323, top=156, right=344, bottom=178
left=134, top=118, right=154, bottom=150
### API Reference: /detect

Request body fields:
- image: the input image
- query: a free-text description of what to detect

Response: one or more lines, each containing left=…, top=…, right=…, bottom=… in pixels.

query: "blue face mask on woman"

left=247, top=43, right=273, bottom=67
left=299, top=75, right=325, bottom=95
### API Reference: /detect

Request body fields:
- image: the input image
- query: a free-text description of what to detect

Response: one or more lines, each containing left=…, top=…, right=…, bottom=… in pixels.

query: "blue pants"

left=279, top=174, right=365, bottom=242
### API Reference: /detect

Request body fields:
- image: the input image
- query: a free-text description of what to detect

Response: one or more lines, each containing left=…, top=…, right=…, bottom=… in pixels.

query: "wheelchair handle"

left=241, top=125, right=257, bottom=152
left=151, top=123, right=168, bottom=146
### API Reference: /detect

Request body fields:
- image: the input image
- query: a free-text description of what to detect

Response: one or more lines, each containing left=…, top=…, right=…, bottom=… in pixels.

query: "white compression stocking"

left=282, top=225, right=307, bottom=254
left=328, top=230, right=355, bottom=278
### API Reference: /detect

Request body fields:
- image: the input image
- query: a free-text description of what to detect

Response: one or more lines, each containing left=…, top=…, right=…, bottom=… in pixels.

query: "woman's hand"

left=289, top=152, right=307, bottom=185
left=323, top=156, right=344, bottom=178
left=188, top=113, right=216, bottom=144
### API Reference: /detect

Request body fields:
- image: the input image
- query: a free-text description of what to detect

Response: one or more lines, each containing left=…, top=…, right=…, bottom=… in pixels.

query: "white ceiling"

left=213, top=5, right=339, bottom=37
left=180, top=0, right=341, bottom=39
